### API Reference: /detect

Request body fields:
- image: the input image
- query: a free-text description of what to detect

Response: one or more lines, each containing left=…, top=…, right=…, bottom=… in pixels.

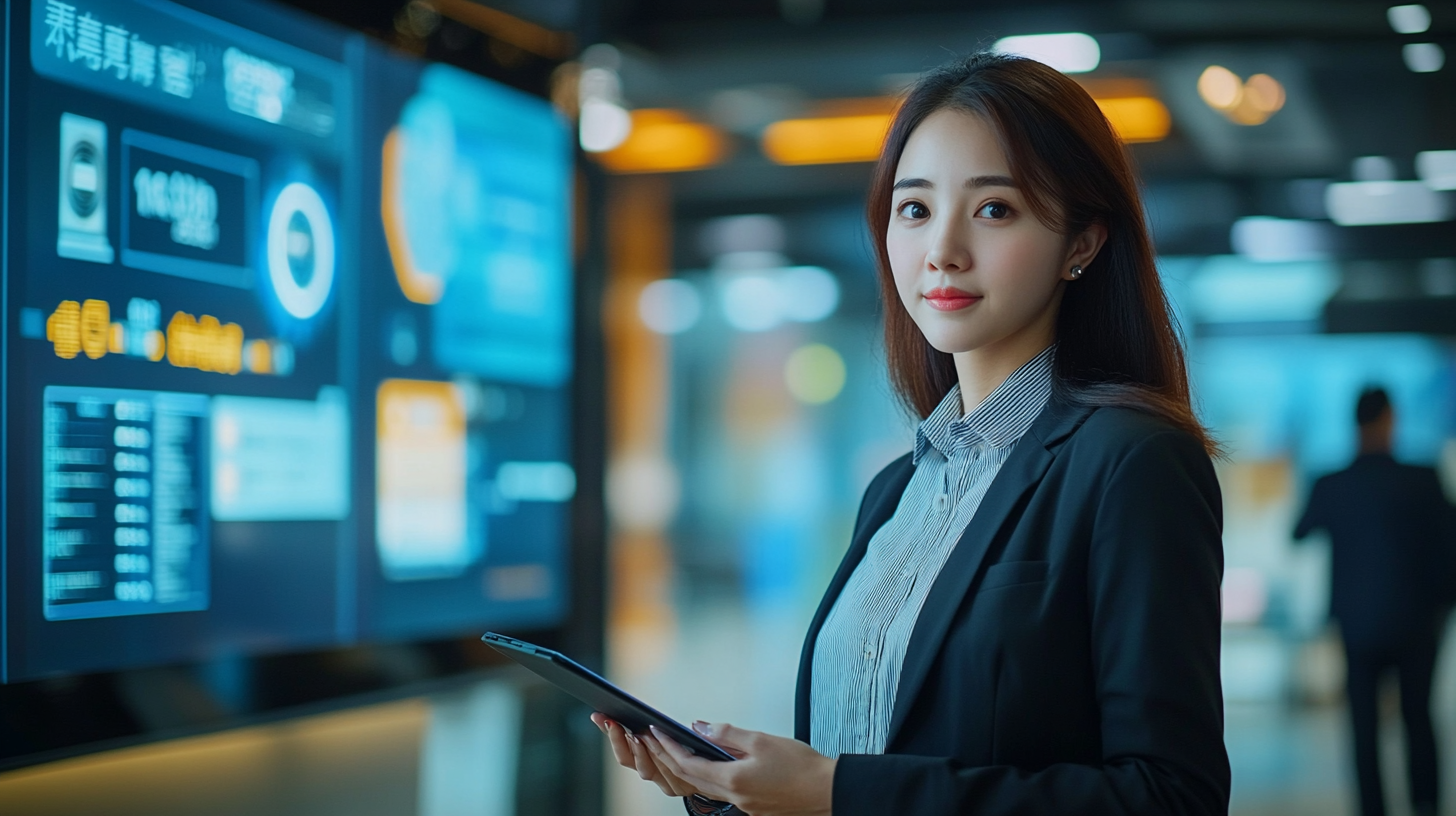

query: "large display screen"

left=1, top=0, right=574, bottom=682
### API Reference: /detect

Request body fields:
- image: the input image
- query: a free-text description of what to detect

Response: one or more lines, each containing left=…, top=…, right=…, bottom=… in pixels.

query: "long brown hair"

left=869, top=52, right=1217, bottom=455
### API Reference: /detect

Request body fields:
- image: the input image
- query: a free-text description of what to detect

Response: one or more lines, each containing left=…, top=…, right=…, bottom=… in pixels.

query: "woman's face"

left=886, top=107, right=1096, bottom=356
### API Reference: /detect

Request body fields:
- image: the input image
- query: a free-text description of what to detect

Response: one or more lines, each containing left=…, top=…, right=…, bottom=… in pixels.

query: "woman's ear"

left=1062, top=222, right=1108, bottom=280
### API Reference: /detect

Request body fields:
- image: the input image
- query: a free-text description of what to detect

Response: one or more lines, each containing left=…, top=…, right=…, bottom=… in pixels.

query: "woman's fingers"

left=626, top=731, right=683, bottom=796
left=695, top=722, right=754, bottom=753
left=648, top=726, right=724, bottom=791
left=692, top=721, right=749, bottom=759
left=639, top=738, right=697, bottom=797
left=599, top=719, right=638, bottom=770
left=593, top=715, right=700, bottom=798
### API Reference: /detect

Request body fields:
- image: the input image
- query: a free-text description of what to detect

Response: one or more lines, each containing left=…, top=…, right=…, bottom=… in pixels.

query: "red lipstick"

left=924, top=287, right=982, bottom=312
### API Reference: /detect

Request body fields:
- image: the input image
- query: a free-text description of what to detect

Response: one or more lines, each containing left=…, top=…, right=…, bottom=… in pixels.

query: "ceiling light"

left=1417, top=150, right=1456, bottom=190
left=579, top=99, right=631, bottom=152
left=1230, top=217, right=1332, bottom=262
left=761, top=113, right=891, bottom=165
left=1387, top=4, right=1432, bottom=34
left=1094, top=96, right=1171, bottom=143
left=992, top=33, right=1101, bottom=74
left=593, top=109, right=730, bottom=173
left=1403, top=43, right=1446, bottom=72
left=1325, top=180, right=1453, bottom=225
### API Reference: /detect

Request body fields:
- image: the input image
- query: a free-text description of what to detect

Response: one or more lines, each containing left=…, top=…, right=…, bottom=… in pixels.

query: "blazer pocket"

left=979, top=560, right=1049, bottom=591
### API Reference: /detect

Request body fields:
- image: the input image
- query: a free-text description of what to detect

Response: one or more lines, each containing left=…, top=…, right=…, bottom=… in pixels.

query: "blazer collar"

left=885, top=397, right=1092, bottom=747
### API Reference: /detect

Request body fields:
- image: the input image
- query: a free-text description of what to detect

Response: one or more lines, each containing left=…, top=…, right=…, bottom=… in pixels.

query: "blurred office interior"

left=2, top=1, right=1456, bottom=815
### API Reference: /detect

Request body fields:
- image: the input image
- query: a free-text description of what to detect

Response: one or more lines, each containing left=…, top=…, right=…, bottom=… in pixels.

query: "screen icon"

left=266, top=181, right=335, bottom=320
left=58, top=113, right=115, bottom=263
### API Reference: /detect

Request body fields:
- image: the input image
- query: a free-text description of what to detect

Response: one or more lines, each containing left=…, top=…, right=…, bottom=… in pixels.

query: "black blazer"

left=794, top=400, right=1229, bottom=816
left=1294, top=453, right=1455, bottom=649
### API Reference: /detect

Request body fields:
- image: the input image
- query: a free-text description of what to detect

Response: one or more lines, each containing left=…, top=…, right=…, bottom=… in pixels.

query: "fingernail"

left=692, top=721, right=713, bottom=737
left=626, top=732, right=640, bottom=745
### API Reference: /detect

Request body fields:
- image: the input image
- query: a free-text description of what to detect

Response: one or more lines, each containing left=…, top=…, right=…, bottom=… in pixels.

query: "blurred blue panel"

left=1189, top=256, right=1340, bottom=325
left=1192, top=335, right=1455, bottom=471
left=392, top=65, right=572, bottom=386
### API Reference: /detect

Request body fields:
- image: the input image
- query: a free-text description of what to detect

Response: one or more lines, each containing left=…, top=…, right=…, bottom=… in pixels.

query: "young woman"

left=592, top=52, right=1229, bottom=816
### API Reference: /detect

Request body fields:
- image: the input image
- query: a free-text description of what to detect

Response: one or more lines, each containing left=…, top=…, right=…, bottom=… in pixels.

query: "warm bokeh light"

left=1198, top=66, right=1285, bottom=125
left=1094, top=96, right=1171, bottom=143
left=594, top=109, right=731, bottom=173
left=761, top=113, right=892, bottom=165
left=1198, top=65, right=1243, bottom=110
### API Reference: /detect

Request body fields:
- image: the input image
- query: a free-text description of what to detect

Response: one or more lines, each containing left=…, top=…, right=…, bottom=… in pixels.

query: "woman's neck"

left=951, top=329, right=1055, bottom=415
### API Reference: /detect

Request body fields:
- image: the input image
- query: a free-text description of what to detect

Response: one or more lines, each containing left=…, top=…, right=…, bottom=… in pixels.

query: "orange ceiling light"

left=762, top=113, right=892, bottom=165
left=1094, top=96, right=1171, bottom=143
left=594, top=109, right=731, bottom=174
left=1077, top=78, right=1171, bottom=143
left=762, top=97, right=898, bottom=165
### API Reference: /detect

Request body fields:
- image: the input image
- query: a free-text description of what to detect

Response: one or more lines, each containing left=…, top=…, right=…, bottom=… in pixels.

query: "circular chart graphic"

left=266, top=182, right=335, bottom=320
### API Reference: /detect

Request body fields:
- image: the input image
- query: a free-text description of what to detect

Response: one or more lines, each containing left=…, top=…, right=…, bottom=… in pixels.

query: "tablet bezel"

left=482, top=633, right=736, bottom=762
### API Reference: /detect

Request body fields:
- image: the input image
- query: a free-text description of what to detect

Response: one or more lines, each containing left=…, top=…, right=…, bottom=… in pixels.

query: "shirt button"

left=863, top=645, right=875, bottom=659
left=935, top=493, right=949, bottom=511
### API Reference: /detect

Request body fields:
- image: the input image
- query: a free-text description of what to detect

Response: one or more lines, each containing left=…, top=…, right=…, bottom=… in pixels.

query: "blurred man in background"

left=1294, top=387, right=1455, bottom=816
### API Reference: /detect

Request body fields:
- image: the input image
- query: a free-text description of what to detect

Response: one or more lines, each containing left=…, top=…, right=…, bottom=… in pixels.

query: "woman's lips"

left=923, top=287, right=982, bottom=312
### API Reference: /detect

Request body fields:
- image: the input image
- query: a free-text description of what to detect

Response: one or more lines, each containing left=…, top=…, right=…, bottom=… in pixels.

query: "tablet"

left=481, top=632, right=736, bottom=762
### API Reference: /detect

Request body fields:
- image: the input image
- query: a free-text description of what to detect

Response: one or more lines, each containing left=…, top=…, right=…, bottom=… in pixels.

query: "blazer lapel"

left=884, top=400, right=1092, bottom=747
left=794, top=453, right=915, bottom=742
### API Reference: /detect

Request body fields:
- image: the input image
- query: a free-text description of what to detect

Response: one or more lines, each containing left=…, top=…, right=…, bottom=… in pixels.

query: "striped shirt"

left=809, top=346, right=1055, bottom=758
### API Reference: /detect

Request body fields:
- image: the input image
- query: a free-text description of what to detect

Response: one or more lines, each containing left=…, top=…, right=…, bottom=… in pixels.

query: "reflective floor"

left=608, top=592, right=1456, bottom=816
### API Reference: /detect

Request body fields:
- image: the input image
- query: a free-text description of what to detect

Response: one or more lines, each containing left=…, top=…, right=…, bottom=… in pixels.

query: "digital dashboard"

left=1, top=0, right=575, bottom=682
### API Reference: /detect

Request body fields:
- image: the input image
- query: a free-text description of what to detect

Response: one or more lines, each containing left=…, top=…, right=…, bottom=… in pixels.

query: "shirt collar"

left=913, top=345, right=1056, bottom=464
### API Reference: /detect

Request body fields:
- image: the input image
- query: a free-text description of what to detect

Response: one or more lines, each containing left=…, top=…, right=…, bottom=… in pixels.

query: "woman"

left=592, top=51, right=1229, bottom=816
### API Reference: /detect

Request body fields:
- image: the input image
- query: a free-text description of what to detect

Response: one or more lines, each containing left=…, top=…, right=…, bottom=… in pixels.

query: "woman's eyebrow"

left=891, top=175, right=1017, bottom=192
left=892, top=178, right=931, bottom=191
left=966, top=174, right=1016, bottom=189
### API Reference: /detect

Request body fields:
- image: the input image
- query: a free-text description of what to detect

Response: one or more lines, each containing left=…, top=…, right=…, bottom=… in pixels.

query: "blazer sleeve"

left=832, top=430, right=1229, bottom=816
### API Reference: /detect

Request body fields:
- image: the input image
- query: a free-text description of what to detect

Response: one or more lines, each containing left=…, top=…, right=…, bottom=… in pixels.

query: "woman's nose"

left=925, top=224, right=971, bottom=273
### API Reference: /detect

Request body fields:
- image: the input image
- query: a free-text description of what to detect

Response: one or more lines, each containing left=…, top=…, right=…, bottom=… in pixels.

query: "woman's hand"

left=591, top=712, right=703, bottom=799
left=643, top=721, right=835, bottom=816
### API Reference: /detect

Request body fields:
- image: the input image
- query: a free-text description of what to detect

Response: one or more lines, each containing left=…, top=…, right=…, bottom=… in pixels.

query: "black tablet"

left=481, top=632, right=736, bottom=762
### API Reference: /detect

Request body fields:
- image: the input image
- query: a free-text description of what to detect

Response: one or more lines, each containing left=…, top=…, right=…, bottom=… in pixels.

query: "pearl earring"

left=1069, top=265, right=1084, bottom=280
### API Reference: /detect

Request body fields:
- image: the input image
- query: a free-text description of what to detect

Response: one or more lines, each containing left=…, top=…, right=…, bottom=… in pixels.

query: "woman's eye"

left=976, top=202, right=1010, bottom=219
left=897, top=201, right=929, bottom=219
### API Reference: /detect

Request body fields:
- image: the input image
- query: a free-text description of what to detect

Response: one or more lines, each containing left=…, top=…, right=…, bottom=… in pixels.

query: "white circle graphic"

left=267, top=182, right=335, bottom=320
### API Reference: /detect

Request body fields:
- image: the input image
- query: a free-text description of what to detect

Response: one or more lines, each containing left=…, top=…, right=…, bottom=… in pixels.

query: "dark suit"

left=1294, top=453, right=1454, bottom=816
left=795, top=400, right=1229, bottom=815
